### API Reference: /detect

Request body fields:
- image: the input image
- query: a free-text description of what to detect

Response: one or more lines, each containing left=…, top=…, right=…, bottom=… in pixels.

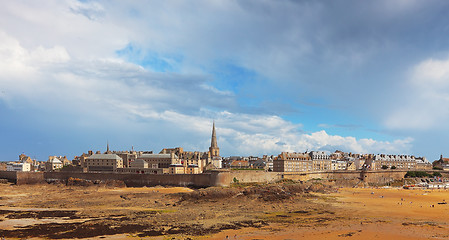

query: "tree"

left=405, top=171, right=433, bottom=178
left=381, top=165, right=388, bottom=169
left=391, top=166, right=397, bottom=169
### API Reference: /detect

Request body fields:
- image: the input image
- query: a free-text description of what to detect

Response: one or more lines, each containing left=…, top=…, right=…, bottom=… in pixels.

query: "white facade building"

left=46, top=157, right=63, bottom=171
left=7, top=162, right=31, bottom=172
left=211, top=157, right=222, bottom=169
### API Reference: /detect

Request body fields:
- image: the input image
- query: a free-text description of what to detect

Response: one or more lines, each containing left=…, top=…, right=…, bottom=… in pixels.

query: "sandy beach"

left=208, top=187, right=449, bottom=240
left=2, top=183, right=449, bottom=239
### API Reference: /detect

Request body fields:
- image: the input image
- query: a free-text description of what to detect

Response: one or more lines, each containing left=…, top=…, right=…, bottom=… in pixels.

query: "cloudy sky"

left=1, top=0, right=449, bottom=161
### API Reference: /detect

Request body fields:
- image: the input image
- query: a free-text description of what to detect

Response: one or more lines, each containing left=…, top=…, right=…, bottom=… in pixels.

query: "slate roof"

left=86, top=154, right=123, bottom=160
left=139, top=154, right=178, bottom=159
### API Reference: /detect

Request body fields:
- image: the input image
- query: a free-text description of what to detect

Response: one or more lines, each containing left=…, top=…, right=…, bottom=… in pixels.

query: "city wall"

left=0, top=171, right=19, bottom=183
left=16, top=172, right=45, bottom=185
left=0, top=169, right=444, bottom=187
left=230, top=171, right=281, bottom=183
left=229, top=170, right=361, bottom=183
left=44, top=171, right=227, bottom=187
left=230, top=170, right=416, bottom=185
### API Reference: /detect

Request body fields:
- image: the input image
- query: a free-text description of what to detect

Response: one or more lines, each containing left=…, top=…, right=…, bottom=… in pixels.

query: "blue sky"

left=1, top=0, right=449, bottom=161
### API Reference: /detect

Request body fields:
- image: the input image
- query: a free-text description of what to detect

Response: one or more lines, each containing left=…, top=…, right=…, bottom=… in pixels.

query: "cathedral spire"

left=209, top=121, right=220, bottom=157
left=211, top=121, right=217, bottom=148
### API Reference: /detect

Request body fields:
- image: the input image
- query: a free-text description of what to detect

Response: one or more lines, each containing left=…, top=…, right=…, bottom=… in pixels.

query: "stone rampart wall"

left=1, top=169, right=447, bottom=187
left=44, top=171, right=217, bottom=187
left=230, top=171, right=281, bottom=183
left=230, top=170, right=411, bottom=185
left=0, top=170, right=18, bottom=183
left=16, top=172, right=45, bottom=185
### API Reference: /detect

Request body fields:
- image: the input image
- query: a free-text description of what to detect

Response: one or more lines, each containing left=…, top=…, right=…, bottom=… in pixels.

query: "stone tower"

left=209, top=122, right=220, bottom=158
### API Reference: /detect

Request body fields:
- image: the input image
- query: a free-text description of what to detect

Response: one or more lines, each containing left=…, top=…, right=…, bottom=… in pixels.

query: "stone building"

left=371, top=154, right=416, bottom=170
left=72, top=152, right=92, bottom=168
left=160, top=147, right=208, bottom=173
left=85, top=153, right=124, bottom=172
left=115, top=150, right=141, bottom=168
left=186, top=164, right=200, bottom=174
left=0, top=162, right=6, bottom=171
left=273, top=152, right=312, bottom=172
left=433, top=155, right=449, bottom=170
left=415, top=157, right=432, bottom=170
left=309, top=151, right=332, bottom=171
left=138, top=153, right=179, bottom=169
left=157, top=122, right=221, bottom=173
left=331, top=160, right=347, bottom=170
left=130, top=159, right=148, bottom=168
left=169, top=164, right=185, bottom=174
left=230, top=160, right=250, bottom=169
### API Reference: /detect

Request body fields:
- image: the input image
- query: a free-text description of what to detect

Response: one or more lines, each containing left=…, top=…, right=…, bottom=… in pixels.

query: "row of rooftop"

left=3, top=149, right=445, bottom=174
left=1, top=123, right=447, bottom=173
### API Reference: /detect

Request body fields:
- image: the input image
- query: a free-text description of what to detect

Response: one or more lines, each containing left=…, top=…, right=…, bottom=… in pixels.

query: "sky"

left=1, top=0, right=449, bottom=161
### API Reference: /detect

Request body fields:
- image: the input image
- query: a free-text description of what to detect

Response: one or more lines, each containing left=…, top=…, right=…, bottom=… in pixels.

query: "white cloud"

left=30, top=46, right=70, bottom=64
left=412, top=58, right=449, bottom=86
left=384, top=56, right=449, bottom=130
left=0, top=30, right=412, bottom=157
left=0, top=1, right=422, bottom=159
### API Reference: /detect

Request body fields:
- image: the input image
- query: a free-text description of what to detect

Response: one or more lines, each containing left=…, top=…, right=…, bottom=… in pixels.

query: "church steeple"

left=106, top=141, right=111, bottom=154
left=209, top=121, right=219, bottom=157
left=211, top=121, right=217, bottom=148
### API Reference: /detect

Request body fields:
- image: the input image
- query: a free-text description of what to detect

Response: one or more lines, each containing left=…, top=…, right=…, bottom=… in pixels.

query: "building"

left=18, top=154, right=39, bottom=171
left=117, top=167, right=165, bottom=174
left=371, top=154, right=416, bottom=170
left=72, top=152, right=92, bottom=168
left=157, top=122, right=221, bottom=174
left=331, top=160, right=347, bottom=171
left=46, top=157, right=64, bottom=171
left=0, top=162, right=6, bottom=171
left=251, top=158, right=267, bottom=170
left=118, top=158, right=166, bottom=174
left=310, top=151, right=332, bottom=171
left=138, top=153, right=179, bottom=169
left=211, top=157, right=222, bottom=169
left=433, top=155, right=449, bottom=170
left=160, top=148, right=208, bottom=173
left=273, top=150, right=431, bottom=173
left=415, top=157, right=432, bottom=170
left=273, top=151, right=334, bottom=172
left=186, top=164, right=200, bottom=174
left=263, top=155, right=274, bottom=171
left=85, top=153, right=124, bottom=172
left=273, top=152, right=312, bottom=172
left=115, top=150, right=141, bottom=168
left=130, top=159, right=148, bottom=168
left=169, top=164, right=185, bottom=174
left=230, top=160, right=250, bottom=169
left=6, top=162, right=31, bottom=172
